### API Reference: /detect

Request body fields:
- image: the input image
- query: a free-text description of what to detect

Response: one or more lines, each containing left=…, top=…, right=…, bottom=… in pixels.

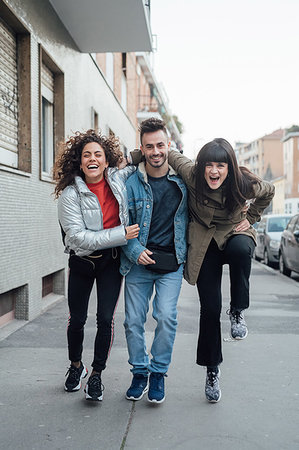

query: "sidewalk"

left=1, top=261, right=299, bottom=449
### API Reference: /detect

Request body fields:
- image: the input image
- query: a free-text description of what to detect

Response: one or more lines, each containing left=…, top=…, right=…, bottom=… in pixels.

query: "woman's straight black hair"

left=193, top=138, right=260, bottom=213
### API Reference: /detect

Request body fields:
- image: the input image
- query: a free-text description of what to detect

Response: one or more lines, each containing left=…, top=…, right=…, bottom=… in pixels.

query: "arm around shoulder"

left=246, top=180, right=275, bottom=224
left=168, top=150, right=194, bottom=183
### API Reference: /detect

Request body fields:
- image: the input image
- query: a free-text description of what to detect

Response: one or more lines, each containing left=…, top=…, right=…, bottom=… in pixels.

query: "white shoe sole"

left=85, top=384, right=103, bottom=401
left=85, top=392, right=103, bottom=401
left=147, top=396, right=165, bottom=404
left=126, top=385, right=148, bottom=401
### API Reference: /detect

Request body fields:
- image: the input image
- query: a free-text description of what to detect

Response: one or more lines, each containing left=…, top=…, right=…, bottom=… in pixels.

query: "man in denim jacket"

left=120, top=118, right=188, bottom=403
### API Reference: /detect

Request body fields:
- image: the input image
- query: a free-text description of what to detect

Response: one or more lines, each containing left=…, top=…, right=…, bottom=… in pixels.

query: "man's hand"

left=234, top=218, right=250, bottom=232
left=137, top=249, right=155, bottom=265
left=125, top=224, right=140, bottom=240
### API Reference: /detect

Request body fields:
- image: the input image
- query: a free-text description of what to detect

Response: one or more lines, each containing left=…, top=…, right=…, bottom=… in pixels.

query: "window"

left=0, top=14, right=31, bottom=172
left=268, top=216, right=291, bottom=232
left=0, top=284, right=28, bottom=323
left=0, top=19, right=18, bottom=168
left=121, top=72, right=127, bottom=111
left=42, top=269, right=65, bottom=298
left=41, top=63, right=54, bottom=176
left=42, top=273, right=54, bottom=297
left=91, top=107, right=99, bottom=131
left=121, top=52, right=127, bottom=111
left=40, top=48, right=64, bottom=181
left=0, top=288, right=16, bottom=326
left=106, top=53, right=114, bottom=90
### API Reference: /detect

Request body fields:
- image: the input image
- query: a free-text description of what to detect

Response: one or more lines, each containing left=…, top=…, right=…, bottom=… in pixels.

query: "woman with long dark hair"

left=54, top=129, right=139, bottom=402
left=167, top=138, right=274, bottom=403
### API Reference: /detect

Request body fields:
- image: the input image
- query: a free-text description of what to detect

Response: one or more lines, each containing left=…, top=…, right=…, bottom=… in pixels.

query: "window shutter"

left=0, top=19, right=18, bottom=167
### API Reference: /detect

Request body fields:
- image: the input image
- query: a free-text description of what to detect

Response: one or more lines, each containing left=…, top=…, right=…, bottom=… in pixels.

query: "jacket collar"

left=74, top=176, right=90, bottom=194
left=137, top=162, right=177, bottom=183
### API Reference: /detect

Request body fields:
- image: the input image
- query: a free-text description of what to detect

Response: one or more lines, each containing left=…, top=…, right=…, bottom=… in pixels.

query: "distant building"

left=236, top=129, right=284, bottom=180
left=271, top=176, right=286, bottom=214
left=95, top=51, right=183, bottom=151
left=282, top=131, right=299, bottom=214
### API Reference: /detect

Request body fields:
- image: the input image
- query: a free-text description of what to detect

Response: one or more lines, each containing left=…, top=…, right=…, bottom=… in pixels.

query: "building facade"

left=0, top=0, right=154, bottom=328
left=236, top=129, right=284, bottom=180
left=282, top=132, right=299, bottom=214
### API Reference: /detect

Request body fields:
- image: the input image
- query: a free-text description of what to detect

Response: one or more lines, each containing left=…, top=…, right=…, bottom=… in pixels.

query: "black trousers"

left=196, top=235, right=255, bottom=367
left=67, top=248, right=122, bottom=372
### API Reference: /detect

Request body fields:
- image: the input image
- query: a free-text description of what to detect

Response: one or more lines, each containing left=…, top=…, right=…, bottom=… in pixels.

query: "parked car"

left=279, top=214, right=299, bottom=276
left=254, top=214, right=292, bottom=267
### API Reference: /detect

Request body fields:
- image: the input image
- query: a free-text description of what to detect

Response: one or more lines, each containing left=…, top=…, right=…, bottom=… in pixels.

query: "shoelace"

left=207, top=371, right=218, bottom=387
left=88, top=375, right=105, bottom=392
left=227, top=309, right=243, bottom=324
left=65, top=365, right=80, bottom=381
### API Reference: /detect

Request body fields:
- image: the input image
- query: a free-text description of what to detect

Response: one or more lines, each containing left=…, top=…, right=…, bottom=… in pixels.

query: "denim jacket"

left=120, top=162, right=188, bottom=276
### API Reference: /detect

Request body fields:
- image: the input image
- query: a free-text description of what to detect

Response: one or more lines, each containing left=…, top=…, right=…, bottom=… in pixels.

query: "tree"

left=287, top=125, right=299, bottom=133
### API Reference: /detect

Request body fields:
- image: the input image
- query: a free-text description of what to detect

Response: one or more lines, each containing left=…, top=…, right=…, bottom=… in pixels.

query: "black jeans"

left=196, top=235, right=255, bottom=367
left=67, top=248, right=122, bottom=372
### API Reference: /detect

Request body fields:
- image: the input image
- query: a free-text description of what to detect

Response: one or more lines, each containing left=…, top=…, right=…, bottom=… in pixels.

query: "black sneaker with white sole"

left=65, top=362, right=88, bottom=392
left=84, top=373, right=104, bottom=401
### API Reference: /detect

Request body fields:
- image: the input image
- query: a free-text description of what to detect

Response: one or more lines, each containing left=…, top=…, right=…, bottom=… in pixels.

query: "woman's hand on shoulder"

left=125, top=223, right=140, bottom=240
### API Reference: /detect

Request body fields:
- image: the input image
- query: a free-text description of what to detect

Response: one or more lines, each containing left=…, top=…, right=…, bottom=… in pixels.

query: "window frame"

left=0, top=6, right=31, bottom=174
left=39, top=46, right=64, bottom=182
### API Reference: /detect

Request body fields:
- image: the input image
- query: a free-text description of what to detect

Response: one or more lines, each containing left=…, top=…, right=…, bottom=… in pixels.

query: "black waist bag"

left=145, top=247, right=180, bottom=274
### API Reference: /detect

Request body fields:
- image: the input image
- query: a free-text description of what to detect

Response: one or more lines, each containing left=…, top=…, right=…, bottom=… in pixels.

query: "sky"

left=150, top=0, right=299, bottom=159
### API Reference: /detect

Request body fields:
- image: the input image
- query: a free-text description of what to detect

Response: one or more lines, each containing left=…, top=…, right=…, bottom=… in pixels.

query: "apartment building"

left=282, top=131, right=299, bottom=214
left=0, top=0, right=153, bottom=328
left=95, top=51, right=182, bottom=151
left=236, top=129, right=284, bottom=180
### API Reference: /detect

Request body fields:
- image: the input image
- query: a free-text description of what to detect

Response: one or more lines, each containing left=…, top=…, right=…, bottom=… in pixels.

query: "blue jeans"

left=124, top=264, right=184, bottom=375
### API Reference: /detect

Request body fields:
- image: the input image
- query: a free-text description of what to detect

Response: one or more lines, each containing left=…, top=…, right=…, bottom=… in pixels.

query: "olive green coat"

left=168, top=151, right=275, bottom=285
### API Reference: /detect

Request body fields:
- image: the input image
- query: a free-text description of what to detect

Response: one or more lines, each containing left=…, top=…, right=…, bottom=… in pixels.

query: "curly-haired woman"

left=54, top=129, right=139, bottom=401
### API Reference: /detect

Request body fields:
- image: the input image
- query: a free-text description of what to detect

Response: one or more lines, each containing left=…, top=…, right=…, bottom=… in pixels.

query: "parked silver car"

left=254, top=214, right=292, bottom=267
left=279, top=214, right=299, bottom=276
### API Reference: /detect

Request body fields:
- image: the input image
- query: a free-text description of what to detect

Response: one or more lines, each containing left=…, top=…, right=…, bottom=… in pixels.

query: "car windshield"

left=268, top=217, right=290, bottom=232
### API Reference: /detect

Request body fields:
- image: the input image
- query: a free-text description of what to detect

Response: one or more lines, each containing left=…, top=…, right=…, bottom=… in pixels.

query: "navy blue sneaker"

left=148, top=372, right=165, bottom=403
left=126, top=373, right=148, bottom=400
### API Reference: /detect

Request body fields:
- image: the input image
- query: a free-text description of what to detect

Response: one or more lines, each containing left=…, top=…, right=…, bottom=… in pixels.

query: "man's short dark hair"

left=139, top=118, right=168, bottom=144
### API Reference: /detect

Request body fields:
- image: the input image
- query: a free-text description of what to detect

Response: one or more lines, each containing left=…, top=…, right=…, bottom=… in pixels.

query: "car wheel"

left=254, top=249, right=262, bottom=261
left=264, top=248, right=278, bottom=268
left=279, top=253, right=291, bottom=277
left=264, top=249, right=270, bottom=266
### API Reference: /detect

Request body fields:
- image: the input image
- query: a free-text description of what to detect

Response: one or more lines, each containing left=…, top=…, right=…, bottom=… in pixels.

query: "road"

left=0, top=260, right=299, bottom=450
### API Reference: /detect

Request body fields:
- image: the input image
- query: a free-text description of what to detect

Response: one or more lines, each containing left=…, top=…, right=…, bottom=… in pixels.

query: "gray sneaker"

left=205, top=368, right=221, bottom=403
left=229, top=309, right=248, bottom=340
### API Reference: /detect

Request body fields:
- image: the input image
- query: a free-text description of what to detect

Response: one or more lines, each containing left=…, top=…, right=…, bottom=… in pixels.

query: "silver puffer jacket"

left=58, top=166, right=135, bottom=256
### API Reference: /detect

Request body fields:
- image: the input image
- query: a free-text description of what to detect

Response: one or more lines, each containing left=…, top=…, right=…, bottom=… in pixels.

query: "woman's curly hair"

left=53, top=129, right=123, bottom=198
